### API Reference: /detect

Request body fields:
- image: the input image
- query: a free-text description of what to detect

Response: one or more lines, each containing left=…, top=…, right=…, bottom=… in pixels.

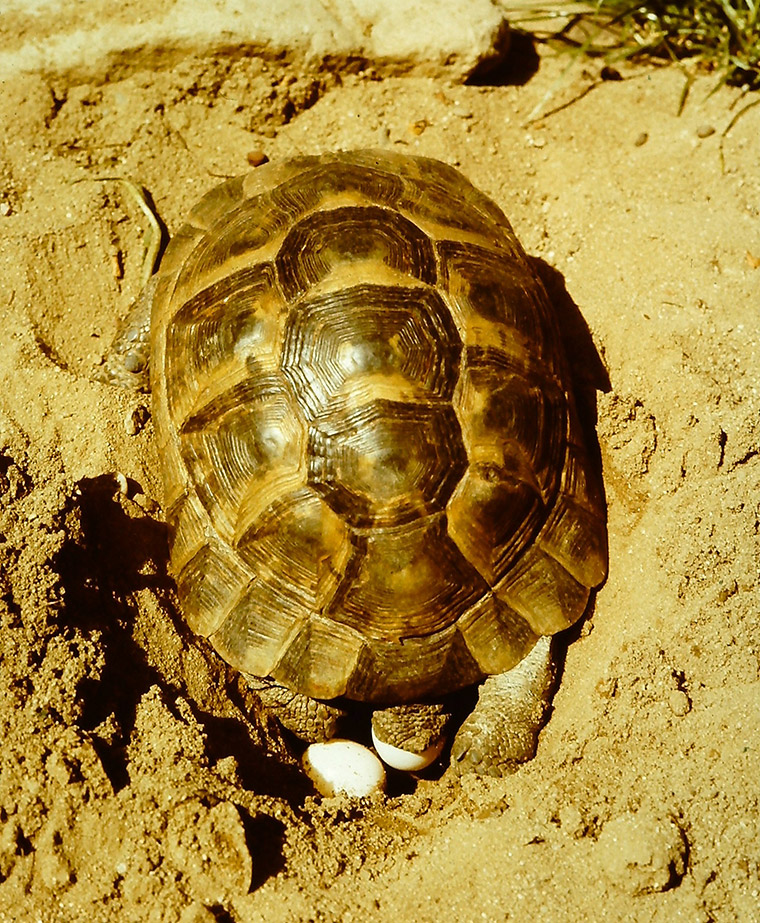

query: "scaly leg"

left=244, top=675, right=348, bottom=743
left=451, top=635, right=555, bottom=776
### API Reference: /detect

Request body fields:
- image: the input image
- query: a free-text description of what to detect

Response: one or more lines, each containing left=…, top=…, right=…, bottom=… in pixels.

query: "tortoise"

left=103, top=149, right=607, bottom=776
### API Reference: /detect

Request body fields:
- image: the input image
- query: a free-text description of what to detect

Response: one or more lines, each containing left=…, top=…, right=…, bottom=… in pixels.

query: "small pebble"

left=696, top=125, right=715, bottom=139
left=0, top=201, right=11, bottom=216
left=303, top=739, right=386, bottom=797
left=371, top=728, right=445, bottom=771
left=668, top=690, right=691, bottom=717
left=246, top=149, right=269, bottom=167
left=634, top=132, right=649, bottom=147
left=123, top=352, right=146, bottom=373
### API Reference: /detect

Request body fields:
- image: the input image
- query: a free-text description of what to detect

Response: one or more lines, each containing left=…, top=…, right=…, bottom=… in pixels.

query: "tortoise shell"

left=150, top=149, right=607, bottom=704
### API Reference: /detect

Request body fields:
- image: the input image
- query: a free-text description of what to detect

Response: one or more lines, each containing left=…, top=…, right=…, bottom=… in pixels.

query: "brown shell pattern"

left=151, top=149, right=607, bottom=703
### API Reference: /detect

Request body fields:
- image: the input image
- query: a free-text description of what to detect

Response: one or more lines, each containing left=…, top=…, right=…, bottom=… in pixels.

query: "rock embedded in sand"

left=124, top=404, right=149, bottom=435
left=303, top=739, right=387, bottom=798
left=0, top=0, right=512, bottom=82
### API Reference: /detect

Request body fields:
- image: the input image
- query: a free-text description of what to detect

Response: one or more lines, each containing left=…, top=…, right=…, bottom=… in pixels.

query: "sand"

left=0, top=27, right=759, bottom=923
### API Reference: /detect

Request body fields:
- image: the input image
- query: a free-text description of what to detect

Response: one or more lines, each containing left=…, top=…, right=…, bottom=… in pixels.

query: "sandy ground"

left=0, top=23, right=759, bottom=923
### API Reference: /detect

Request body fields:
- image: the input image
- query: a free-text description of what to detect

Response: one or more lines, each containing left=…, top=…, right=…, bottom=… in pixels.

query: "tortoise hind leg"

left=244, top=675, right=348, bottom=743
left=451, top=635, right=555, bottom=776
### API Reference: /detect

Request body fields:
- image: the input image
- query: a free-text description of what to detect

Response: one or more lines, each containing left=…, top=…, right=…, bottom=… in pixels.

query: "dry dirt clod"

left=179, top=903, right=220, bottom=923
left=179, top=901, right=219, bottom=923
left=124, top=404, right=149, bottom=435
left=597, top=808, right=689, bottom=895
left=166, top=800, right=253, bottom=904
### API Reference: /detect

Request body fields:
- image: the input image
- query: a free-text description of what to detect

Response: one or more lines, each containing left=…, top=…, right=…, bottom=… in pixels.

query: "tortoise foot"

left=451, top=635, right=555, bottom=777
left=245, top=675, right=347, bottom=743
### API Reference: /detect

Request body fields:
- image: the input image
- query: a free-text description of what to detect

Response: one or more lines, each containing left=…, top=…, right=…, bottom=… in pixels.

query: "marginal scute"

left=151, top=149, right=608, bottom=705
left=561, top=439, right=607, bottom=518
left=265, top=161, right=405, bottom=215
left=389, top=153, right=518, bottom=245
left=495, top=542, right=592, bottom=636
left=537, top=494, right=608, bottom=590
left=167, top=490, right=208, bottom=575
left=345, top=625, right=482, bottom=703
left=156, top=421, right=188, bottom=511
left=210, top=581, right=305, bottom=679
left=241, top=154, right=324, bottom=198
left=177, top=540, right=255, bottom=638
left=186, top=174, right=248, bottom=230
left=272, top=617, right=368, bottom=700
left=156, top=224, right=204, bottom=279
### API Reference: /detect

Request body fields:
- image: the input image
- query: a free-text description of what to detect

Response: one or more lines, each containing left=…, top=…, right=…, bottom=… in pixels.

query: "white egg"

left=371, top=728, right=446, bottom=771
left=302, top=739, right=387, bottom=797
